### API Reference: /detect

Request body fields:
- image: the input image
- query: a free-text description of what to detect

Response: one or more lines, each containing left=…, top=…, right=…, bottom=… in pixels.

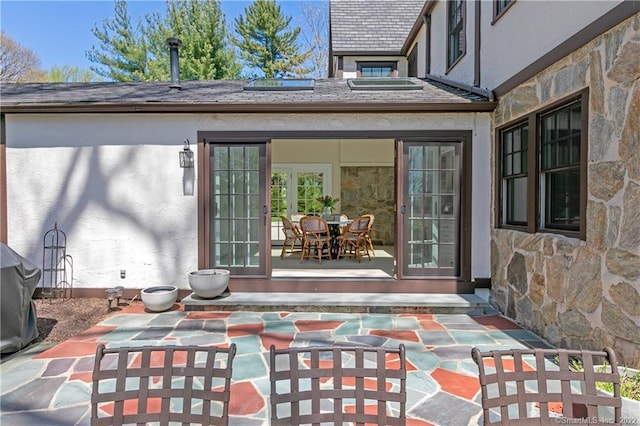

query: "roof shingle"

left=330, top=0, right=425, bottom=54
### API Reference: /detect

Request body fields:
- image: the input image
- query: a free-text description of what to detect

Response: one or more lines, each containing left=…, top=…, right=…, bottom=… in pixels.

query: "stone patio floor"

left=0, top=302, right=552, bottom=425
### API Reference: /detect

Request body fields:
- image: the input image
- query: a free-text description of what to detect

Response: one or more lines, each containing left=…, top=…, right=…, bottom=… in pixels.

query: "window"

left=540, top=100, right=582, bottom=231
left=447, top=0, right=465, bottom=68
left=494, top=0, right=514, bottom=17
left=244, top=79, right=314, bottom=91
left=347, top=78, right=422, bottom=91
left=497, top=91, right=587, bottom=239
left=357, top=62, right=397, bottom=78
left=501, top=123, right=528, bottom=226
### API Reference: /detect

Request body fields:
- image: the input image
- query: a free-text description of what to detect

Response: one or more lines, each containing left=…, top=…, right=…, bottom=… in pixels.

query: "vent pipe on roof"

left=166, top=37, right=182, bottom=90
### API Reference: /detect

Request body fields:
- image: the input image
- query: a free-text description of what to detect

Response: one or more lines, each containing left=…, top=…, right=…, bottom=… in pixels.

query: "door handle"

left=401, top=205, right=406, bottom=214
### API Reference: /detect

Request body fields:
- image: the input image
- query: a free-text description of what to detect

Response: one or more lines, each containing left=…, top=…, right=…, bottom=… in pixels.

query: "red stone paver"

left=431, top=368, right=480, bottom=400
left=228, top=381, right=265, bottom=415
left=67, top=325, right=116, bottom=342
left=70, top=372, right=93, bottom=383
left=294, top=320, right=345, bottom=332
left=227, top=323, right=264, bottom=337
left=260, top=332, right=294, bottom=351
left=185, top=311, right=232, bottom=320
left=35, top=341, right=102, bottom=359
left=370, top=329, right=420, bottom=342
left=473, top=315, right=522, bottom=330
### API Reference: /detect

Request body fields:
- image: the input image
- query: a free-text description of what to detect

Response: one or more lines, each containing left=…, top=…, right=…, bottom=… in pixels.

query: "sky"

left=0, top=0, right=320, bottom=71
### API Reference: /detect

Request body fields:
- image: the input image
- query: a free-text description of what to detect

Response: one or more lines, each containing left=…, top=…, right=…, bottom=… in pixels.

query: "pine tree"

left=143, top=0, right=240, bottom=81
left=86, top=0, right=149, bottom=81
left=86, top=0, right=240, bottom=82
left=233, top=0, right=310, bottom=78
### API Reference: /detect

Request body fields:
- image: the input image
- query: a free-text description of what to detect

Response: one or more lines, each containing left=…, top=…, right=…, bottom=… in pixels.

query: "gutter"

left=0, top=101, right=497, bottom=114
left=425, top=74, right=495, bottom=102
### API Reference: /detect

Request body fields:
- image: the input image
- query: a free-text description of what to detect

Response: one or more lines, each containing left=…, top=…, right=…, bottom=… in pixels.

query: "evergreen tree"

left=86, top=0, right=240, bottom=82
left=86, top=0, right=149, bottom=81
left=234, top=0, right=310, bottom=78
left=143, top=0, right=240, bottom=81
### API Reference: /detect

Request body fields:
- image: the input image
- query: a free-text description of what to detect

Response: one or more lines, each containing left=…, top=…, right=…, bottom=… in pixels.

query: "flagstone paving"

left=0, top=302, right=552, bottom=425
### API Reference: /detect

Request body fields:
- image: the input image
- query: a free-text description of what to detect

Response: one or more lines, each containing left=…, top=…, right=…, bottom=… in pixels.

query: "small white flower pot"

left=188, top=269, right=230, bottom=299
left=141, top=286, right=178, bottom=312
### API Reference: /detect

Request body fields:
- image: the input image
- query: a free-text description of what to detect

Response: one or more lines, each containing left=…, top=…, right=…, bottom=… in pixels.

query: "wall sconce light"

left=179, top=139, right=194, bottom=168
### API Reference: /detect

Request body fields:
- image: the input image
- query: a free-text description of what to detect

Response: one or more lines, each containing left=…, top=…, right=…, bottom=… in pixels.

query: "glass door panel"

left=402, top=143, right=460, bottom=276
left=210, top=144, right=267, bottom=275
left=270, top=165, right=332, bottom=245
left=271, top=171, right=289, bottom=243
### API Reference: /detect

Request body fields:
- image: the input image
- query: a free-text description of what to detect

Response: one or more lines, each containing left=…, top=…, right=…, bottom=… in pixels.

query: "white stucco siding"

left=5, top=111, right=491, bottom=289
left=481, top=0, right=624, bottom=90
left=427, top=0, right=476, bottom=87
left=6, top=114, right=201, bottom=290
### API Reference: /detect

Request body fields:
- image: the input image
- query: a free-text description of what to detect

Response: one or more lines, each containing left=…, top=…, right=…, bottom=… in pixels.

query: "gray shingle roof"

left=330, top=0, right=425, bottom=54
left=0, top=79, right=494, bottom=113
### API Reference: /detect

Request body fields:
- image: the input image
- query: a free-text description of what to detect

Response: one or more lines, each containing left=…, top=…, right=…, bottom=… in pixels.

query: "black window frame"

left=447, top=0, right=466, bottom=70
left=496, top=89, right=588, bottom=240
left=356, top=61, right=397, bottom=78
left=500, top=121, right=529, bottom=228
left=493, top=0, right=515, bottom=22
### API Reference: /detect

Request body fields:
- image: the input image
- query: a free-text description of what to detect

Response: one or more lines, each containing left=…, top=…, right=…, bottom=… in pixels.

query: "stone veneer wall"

left=491, top=15, right=640, bottom=368
left=340, top=166, right=394, bottom=245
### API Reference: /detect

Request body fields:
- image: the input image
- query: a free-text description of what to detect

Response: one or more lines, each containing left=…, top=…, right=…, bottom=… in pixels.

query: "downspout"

left=474, top=0, right=481, bottom=87
left=0, top=114, right=6, bottom=244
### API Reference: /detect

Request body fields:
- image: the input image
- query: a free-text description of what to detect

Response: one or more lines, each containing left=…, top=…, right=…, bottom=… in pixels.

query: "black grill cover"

left=1, top=244, right=41, bottom=353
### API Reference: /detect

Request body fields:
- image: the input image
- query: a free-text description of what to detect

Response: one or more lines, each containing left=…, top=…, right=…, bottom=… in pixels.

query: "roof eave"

left=0, top=101, right=497, bottom=114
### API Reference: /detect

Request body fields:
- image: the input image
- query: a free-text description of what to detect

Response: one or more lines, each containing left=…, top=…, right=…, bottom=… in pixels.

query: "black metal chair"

left=270, top=344, right=407, bottom=425
left=91, top=343, right=236, bottom=426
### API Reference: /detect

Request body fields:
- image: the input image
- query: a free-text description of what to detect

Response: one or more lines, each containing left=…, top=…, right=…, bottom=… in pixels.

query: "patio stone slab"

left=0, top=299, right=554, bottom=425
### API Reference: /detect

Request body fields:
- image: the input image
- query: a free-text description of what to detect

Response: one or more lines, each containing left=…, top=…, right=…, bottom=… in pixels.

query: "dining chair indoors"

left=299, top=215, right=331, bottom=264
left=361, top=213, right=376, bottom=256
left=269, top=344, right=407, bottom=425
left=290, top=212, right=306, bottom=230
left=471, top=347, right=621, bottom=425
left=337, top=215, right=371, bottom=262
left=91, top=343, right=237, bottom=426
left=280, top=216, right=303, bottom=259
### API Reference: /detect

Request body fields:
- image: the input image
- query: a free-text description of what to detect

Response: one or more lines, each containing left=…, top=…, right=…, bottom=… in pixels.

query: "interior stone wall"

left=491, top=15, right=640, bottom=368
left=340, top=166, right=394, bottom=245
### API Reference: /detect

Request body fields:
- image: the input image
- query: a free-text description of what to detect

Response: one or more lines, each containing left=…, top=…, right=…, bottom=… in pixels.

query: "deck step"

left=181, top=291, right=494, bottom=315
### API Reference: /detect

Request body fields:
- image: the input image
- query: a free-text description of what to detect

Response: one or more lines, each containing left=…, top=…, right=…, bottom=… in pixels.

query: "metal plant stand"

left=42, top=223, right=73, bottom=300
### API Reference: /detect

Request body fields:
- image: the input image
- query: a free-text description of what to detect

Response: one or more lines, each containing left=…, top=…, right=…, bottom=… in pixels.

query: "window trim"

left=356, top=61, right=398, bottom=78
left=495, top=89, right=588, bottom=240
left=446, top=0, right=466, bottom=71
left=492, top=0, right=516, bottom=24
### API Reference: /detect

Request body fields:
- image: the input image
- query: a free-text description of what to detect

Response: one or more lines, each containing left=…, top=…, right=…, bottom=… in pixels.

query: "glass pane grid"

left=211, top=146, right=263, bottom=269
left=406, top=145, right=458, bottom=273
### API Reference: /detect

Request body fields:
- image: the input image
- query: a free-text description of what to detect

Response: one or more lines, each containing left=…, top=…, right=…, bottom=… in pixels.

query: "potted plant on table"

left=318, top=195, right=339, bottom=218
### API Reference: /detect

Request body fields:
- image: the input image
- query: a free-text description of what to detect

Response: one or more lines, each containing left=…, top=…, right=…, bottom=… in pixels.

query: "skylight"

left=244, top=79, right=315, bottom=91
left=347, top=78, right=422, bottom=91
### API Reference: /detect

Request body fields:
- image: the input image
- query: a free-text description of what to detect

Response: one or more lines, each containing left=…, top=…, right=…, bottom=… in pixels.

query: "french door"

left=209, top=143, right=269, bottom=276
left=271, top=164, right=332, bottom=244
left=398, top=140, right=463, bottom=277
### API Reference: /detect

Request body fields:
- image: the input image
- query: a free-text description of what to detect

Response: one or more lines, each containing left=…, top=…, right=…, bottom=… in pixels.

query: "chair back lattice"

left=471, top=347, right=622, bottom=425
left=270, top=344, right=407, bottom=425
left=299, top=215, right=329, bottom=234
left=91, top=344, right=236, bottom=426
left=281, top=216, right=302, bottom=238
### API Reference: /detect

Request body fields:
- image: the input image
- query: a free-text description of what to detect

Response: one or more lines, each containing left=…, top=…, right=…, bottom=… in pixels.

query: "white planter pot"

left=141, top=286, right=178, bottom=312
left=188, top=269, right=230, bottom=299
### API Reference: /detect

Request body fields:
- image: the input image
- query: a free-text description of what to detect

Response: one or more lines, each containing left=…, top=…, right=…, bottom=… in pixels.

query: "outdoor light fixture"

left=179, top=139, right=194, bottom=168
